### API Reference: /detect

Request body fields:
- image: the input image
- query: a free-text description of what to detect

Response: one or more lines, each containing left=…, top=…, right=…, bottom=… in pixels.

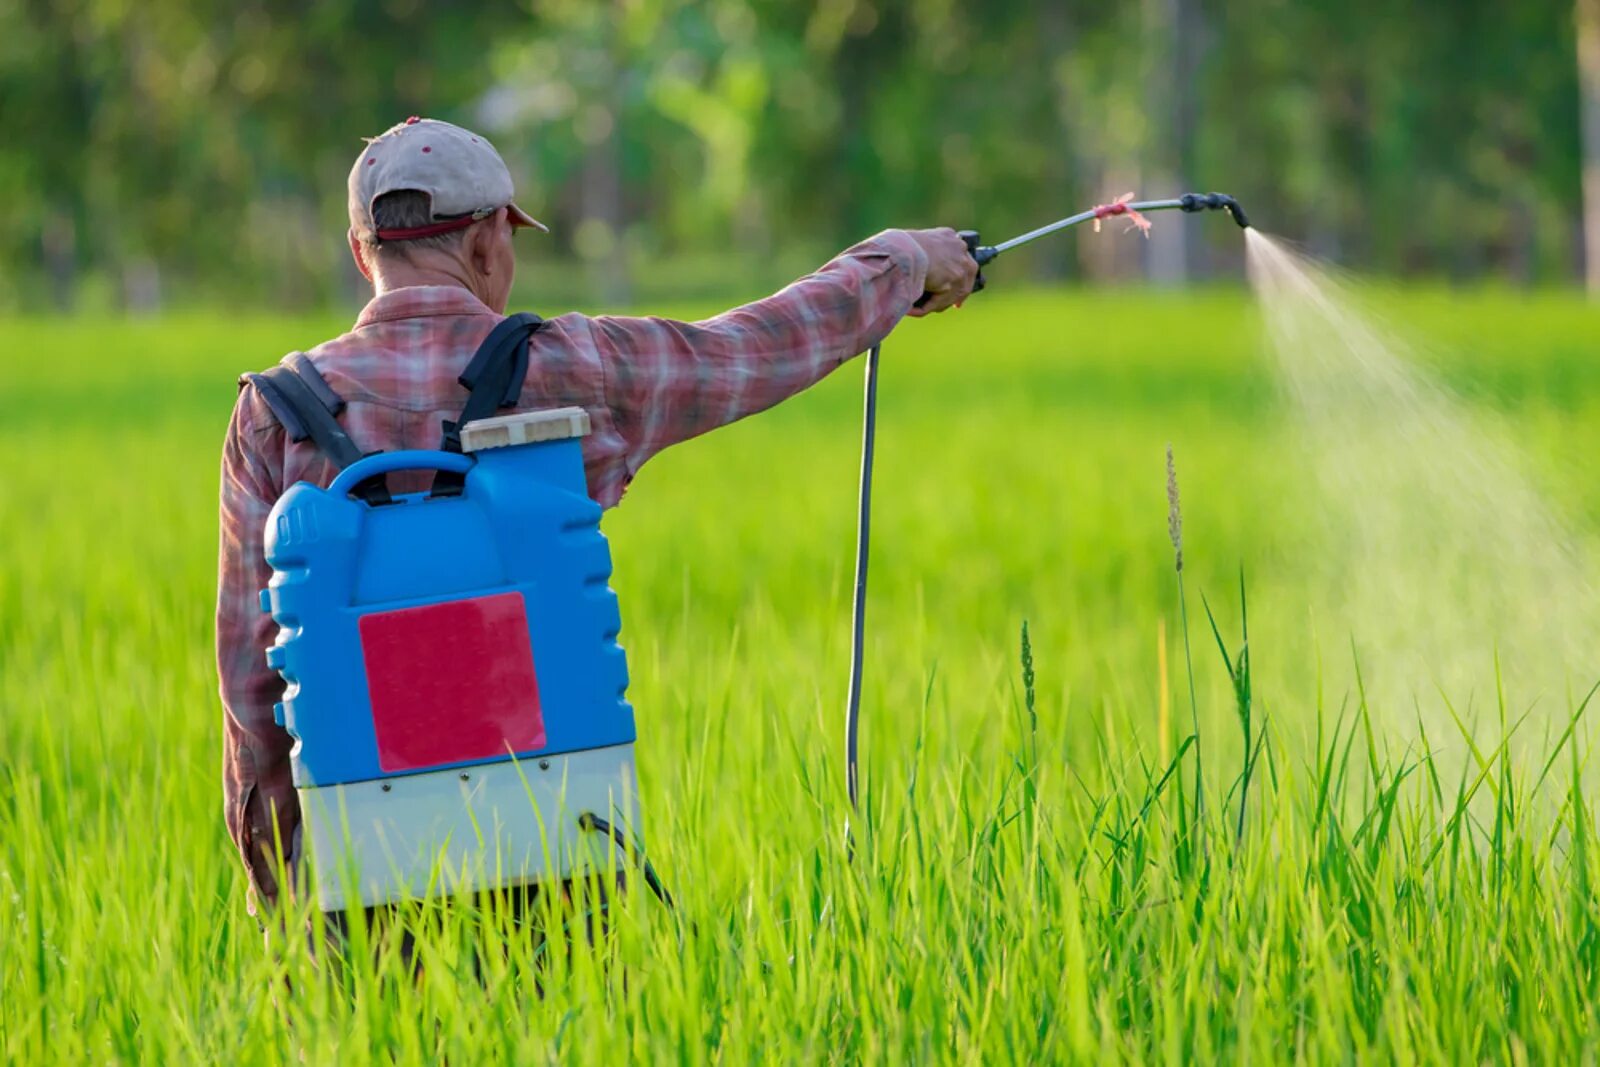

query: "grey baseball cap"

left=348, top=117, right=547, bottom=243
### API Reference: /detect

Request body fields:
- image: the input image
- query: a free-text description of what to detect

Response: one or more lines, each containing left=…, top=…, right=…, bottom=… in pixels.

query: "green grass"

left=4, top=288, right=1600, bottom=1062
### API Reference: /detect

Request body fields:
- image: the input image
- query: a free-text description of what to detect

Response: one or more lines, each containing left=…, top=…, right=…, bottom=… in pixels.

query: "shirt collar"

left=355, top=285, right=497, bottom=328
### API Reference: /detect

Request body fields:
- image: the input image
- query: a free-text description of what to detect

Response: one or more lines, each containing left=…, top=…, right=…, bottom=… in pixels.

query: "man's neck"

left=374, top=260, right=477, bottom=296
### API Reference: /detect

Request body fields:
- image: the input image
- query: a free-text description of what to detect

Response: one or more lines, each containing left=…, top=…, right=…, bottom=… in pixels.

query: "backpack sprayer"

left=254, top=314, right=661, bottom=913
left=256, top=192, right=1247, bottom=915
left=844, top=192, right=1249, bottom=835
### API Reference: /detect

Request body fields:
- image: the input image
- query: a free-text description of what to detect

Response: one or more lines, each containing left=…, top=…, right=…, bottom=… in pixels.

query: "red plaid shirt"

left=216, top=231, right=928, bottom=908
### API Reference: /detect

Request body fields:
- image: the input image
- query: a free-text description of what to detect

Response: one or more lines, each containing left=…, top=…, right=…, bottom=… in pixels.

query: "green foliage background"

left=0, top=0, right=1590, bottom=309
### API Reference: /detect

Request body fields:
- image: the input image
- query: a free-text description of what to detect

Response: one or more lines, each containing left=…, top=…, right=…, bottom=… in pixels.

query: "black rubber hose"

left=844, top=343, right=880, bottom=835
left=577, top=811, right=675, bottom=908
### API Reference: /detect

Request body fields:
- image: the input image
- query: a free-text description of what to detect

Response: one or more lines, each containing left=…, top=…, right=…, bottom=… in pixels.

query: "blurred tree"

left=0, top=0, right=1595, bottom=307
left=1141, top=0, right=1201, bottom=284
left=1580, top=0, right=1600, bottom=292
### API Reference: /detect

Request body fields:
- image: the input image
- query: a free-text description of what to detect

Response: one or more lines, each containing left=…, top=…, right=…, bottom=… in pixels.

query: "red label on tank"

left=359, top=592, right=545, bottom=773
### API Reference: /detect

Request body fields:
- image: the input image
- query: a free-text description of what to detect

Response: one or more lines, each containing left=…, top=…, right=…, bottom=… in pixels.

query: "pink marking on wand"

left=1092, top=193, right=1153, bottom=238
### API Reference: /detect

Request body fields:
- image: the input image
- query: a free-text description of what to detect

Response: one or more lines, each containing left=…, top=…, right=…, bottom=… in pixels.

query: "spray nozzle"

left=1180, top=192, right=1250, bottom=229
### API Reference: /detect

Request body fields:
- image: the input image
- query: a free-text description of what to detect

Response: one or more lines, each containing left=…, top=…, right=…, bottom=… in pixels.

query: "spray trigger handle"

left=962, top=229, right=999, bottom=283
left=913, top=229, right=998, bottom=309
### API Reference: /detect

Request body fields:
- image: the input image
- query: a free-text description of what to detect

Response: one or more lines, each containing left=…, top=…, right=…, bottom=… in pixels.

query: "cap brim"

left=508, top=203, right=548, bottom=233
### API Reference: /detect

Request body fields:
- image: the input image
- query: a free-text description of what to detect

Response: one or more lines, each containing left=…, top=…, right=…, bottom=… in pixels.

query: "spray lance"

left=843, top=191, right=1250, bottom=840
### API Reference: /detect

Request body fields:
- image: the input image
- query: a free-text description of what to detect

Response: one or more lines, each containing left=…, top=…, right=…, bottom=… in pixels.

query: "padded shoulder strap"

left=244, top=368, right=311, bottom=442
left=248, top=359, right=363, bottom=470
left=245, top=357, right=391, bottom=505
left=439, top=312, right=544, bottom=455
left=432, top=312, right=543, bottom=496
left=284, top=352, right=347, bottom=416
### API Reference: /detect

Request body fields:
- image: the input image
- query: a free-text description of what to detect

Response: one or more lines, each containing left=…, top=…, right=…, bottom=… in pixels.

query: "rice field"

left=4, top=287, right=1600, bottom=1062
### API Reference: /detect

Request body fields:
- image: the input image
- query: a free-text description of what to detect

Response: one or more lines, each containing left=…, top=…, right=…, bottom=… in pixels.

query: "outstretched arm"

left=565, top=228, right=976, bottom=502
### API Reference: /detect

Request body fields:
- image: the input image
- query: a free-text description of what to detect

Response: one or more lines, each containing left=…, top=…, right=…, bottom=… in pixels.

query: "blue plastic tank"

left=259, top=408, right=639, bottom=909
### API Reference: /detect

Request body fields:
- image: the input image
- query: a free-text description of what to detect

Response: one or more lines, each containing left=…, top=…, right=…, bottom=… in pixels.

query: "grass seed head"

left=1166, top=444, right=1183, bottom=573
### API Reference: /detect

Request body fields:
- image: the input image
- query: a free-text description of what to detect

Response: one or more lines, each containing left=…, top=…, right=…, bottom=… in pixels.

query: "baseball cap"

left=348, top=116, right=547, bottom=243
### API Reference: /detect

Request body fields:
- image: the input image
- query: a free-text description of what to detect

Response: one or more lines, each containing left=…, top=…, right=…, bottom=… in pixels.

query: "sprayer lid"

left=459, top=407, right=590, bottom=452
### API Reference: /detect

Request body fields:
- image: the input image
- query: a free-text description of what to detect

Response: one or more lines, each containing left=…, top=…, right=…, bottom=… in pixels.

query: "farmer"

left=216, top=116, right=978, bottom=919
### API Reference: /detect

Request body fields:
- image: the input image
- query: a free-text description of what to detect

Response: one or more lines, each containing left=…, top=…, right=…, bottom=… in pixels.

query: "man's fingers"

left=905, top=226, right=982, bottom=316
left=911, top=286, right=961, bottom=316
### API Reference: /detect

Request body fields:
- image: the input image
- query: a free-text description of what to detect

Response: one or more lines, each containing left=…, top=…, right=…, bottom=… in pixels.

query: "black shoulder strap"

left=284, top=352, right=347, bottom=417
left=433, top=313, right=543, bottom=496
left=439, top=312, right=544, bottom=455
left=249, top=359, right=363, bottom=469
left=245, top=356, right=390, bottom=504
left=243, top=367, right=310, bottom=443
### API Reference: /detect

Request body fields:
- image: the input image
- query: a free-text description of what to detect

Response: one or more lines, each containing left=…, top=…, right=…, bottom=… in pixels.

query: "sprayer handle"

left=913, top=230, right=993, bottom=309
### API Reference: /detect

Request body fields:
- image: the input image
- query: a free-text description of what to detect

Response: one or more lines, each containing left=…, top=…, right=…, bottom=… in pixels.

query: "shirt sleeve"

left=216, top=388, right=297, bottom=912
left=583, top=229, right=929, bottom=499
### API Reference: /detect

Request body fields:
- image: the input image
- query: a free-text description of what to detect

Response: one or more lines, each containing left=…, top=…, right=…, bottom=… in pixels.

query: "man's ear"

left=467, top=208, right=507, bottom=276
left=348, top=229, right=374, bottom=283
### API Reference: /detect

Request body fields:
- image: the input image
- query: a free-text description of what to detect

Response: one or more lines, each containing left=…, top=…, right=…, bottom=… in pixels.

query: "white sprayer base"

left=300, top=743, right=639, bottom=912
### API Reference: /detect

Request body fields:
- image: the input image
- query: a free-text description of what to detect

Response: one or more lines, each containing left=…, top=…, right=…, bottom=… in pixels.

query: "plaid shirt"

left=217, top=231, right=929, bottom=908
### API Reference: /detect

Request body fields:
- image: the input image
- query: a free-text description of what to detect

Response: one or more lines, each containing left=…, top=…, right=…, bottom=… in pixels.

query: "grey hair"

left=362, top=190, right=471, bottom=258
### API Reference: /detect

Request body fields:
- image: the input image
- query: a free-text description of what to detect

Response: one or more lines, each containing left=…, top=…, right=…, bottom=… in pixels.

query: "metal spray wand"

left=843, top=192, right=1250, bottom=845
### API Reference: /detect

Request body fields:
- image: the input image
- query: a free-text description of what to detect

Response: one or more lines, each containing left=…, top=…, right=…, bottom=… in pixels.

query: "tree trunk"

left=1142, top=0, right=1186, bottom=284
left=1175, top=0, right=1205, bottom=278
left=1040, top=4, right=1079, bottom=281
left=581, top=3, right=630, bottom=307
left=1579, top=0, right=1600, bottom=293
left=1081, top=163, right=1144, bottom=284
left=580, top=123, right=629, bottom=307
left=41, top=210, right=77, bottom=311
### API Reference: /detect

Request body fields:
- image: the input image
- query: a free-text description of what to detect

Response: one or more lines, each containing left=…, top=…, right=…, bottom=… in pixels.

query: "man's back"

left=238, top=286, right=625, bottom=503
left=217, top=230, right=944, bottom=908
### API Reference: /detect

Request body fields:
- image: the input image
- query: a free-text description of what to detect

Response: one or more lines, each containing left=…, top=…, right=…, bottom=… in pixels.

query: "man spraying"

left=216, top=117, right=979, bottom=916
